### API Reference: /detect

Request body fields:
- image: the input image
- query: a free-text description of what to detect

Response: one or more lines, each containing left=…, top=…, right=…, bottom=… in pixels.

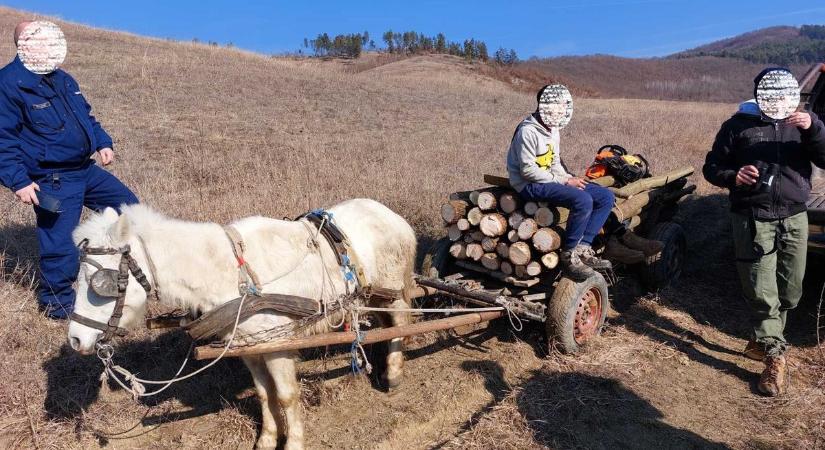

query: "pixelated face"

left=17, top=21, right=66, bottom=75
left=755, top=70, right=800, bottom=120
left=538, top=84, right=573, bottom=129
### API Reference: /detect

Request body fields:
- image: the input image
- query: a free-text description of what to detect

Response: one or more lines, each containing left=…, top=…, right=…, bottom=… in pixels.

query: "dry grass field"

left=0, top=7, right=823, bottom=449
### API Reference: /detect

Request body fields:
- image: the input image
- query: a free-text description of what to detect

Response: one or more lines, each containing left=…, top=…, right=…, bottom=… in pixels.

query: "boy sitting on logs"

left=506, top=85, right=661, bottom=280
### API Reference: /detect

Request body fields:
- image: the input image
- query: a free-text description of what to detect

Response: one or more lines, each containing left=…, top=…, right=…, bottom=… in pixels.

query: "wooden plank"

left=194, top=310, right=505, bottom=360
left=483, top=174, right=511, bottom=188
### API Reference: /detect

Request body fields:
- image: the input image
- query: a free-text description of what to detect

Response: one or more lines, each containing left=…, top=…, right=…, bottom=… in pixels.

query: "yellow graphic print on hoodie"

left=536, top=142, right=555, bottom=169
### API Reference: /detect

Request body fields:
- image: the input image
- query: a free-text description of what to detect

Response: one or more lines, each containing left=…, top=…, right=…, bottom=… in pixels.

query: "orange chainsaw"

left=585, top=144, right=649, bottom=185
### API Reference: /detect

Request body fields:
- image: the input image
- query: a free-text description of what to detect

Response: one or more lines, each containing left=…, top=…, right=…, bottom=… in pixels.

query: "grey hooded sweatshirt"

left=507, top=113, right=571, bottom=192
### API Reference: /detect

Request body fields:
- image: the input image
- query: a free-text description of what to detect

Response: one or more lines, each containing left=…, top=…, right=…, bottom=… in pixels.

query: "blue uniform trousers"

left=35, top=163, right=138, bottom=318
left=521, top=182, right=615, bottom=250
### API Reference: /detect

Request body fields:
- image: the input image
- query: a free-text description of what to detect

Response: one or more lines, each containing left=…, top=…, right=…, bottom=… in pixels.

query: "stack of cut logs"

left=441, top=188, right=568, bottom=279
left=441, top=166, right=696, bottom=280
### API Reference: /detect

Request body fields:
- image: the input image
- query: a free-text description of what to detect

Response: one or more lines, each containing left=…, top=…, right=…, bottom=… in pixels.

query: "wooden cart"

left=419, top=169, right=694, bottom=354
left=191, top=168, right=695, bottom=360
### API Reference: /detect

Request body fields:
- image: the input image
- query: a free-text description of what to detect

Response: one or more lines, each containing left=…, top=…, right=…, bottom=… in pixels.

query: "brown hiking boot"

left=602, top=236, right=646, bottom=265
left=743, top=340, right=766, bottom=361
left=621, top=231, right=664, bottom=257
left=757, top=355, right=787, bottom=396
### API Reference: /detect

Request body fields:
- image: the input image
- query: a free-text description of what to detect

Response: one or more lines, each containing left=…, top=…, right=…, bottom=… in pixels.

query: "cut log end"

left=508, top=241, right=532, bottom=266
left=480, top=253, right=500, bottom=271
left=481, top=236, right=499, bottom=252
left=499, top=260, right=514, bottom=275
left=533, top=228, right=561, bottom=253
left=448, top=224, right=463, bottom=242
left=466, top=243, right=484, bottom=261
left=534, top=207, right=556, bottom=227
left=477, top=192, right=498, bottom=211
left=441, top=200, right=469, bottom=225
left=449, top=243, right=467, bottom=259
left=499, top=193, right=519, bottom=214
left=541, top=252, right=560, bottom=270
left=517, top=218, right=538, bottom=241
left=480, top=213, right=508, bottom=237
left=467, top=207, right=483, bottom=226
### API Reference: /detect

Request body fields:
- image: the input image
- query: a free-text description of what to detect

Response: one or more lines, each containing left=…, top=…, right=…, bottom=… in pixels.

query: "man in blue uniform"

left=0, top=21, right=138, bottom=319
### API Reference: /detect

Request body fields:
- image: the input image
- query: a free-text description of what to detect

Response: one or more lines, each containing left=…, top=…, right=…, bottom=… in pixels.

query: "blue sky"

left=3, top=1, right=825, bottom=58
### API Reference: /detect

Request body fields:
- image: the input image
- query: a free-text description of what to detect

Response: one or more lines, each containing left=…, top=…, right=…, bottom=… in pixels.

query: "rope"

left=504, top=303, right=524, bottom=332
left=818, top=281, right=824, bottom=362
left=96, top=293, right=248, bottom=399
left=349, top=308, right=372, bottom=374
left=298, top=218, right=345, bottom=329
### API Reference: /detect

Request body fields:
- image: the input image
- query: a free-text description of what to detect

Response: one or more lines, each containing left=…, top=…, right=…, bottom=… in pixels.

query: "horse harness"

left=71, top=239, right=155, bottom=342
left=72, top=210, right=372, bottom=343
left=301, top=209, right=368, bottom=290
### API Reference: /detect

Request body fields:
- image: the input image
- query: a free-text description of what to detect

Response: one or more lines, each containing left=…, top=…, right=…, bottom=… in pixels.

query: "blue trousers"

left=521, top=182, right=615, bottom=250
left=34, top=163, right=138, bottom=318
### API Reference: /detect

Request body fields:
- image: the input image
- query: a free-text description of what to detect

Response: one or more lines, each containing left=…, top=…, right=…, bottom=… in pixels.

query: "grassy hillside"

left=514, top=25, right=825, bottom=101
left=678, top=26, right=801, bottom=55
left=0, top=7, right=823, bottom=450
left=676, top=25, right=825, bottom=66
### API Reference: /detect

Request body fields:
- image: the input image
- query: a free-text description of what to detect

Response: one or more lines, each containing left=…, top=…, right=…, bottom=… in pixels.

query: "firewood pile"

left=440, top=167, right=695, bottom=282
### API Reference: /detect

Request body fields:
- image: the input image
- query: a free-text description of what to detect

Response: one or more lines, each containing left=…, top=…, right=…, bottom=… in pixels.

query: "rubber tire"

left=421, top=237, right=452, bottom=278
left=546, top=272, right=609, bottom=354
left=640, top=221, right=686, bottom=291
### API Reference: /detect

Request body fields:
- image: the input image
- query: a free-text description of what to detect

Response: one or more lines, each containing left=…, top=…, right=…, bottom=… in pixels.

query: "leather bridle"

left=70, top=239, right=154, bottom=342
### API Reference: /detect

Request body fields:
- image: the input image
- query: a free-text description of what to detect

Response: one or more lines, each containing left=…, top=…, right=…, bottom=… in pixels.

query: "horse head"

left=67, top=206, right=151, bottom=354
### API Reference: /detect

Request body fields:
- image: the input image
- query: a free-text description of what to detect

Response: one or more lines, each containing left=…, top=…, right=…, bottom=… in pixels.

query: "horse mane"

left=72, top=204, right=203, bottom=246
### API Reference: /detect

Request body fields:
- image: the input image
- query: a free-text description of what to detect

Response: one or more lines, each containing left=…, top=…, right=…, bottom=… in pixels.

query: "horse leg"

left=384, top=297, right=409, bottom=390
left=263, top=353, right=304, bottom=450
left=242, top=356, right=282, bottom=450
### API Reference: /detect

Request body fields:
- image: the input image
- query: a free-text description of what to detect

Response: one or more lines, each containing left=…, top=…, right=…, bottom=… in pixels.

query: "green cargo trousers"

left=731, top=211, right=808, bottom=355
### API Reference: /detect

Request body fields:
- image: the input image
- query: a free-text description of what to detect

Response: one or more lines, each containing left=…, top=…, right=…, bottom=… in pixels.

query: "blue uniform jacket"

left=0, top=56, right=112, bottom=191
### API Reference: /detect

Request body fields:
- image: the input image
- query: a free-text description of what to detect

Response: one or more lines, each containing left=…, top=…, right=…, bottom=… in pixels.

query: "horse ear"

left=102, top=207, right=119, bottom=223
left=108, top=214, right=130, bottom=244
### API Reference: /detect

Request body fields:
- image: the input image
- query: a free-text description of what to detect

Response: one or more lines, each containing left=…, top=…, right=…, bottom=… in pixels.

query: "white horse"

left=67, top=199, right=417, bottom=450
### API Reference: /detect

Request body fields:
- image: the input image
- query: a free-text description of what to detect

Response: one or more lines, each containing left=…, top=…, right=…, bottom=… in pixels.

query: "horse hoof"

left=255, top=435, right=278, bottom=450
left=386, top=375, right=403, bottom=392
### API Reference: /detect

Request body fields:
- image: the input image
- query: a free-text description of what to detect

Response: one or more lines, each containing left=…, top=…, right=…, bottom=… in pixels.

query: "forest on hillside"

left=675, top=25, right=825, bottom=65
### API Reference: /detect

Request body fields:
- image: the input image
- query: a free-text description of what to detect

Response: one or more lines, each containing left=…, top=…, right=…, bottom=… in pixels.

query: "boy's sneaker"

left=576, top=245, right=612, bottom=270
left=560, top=249, right=596, bottom=281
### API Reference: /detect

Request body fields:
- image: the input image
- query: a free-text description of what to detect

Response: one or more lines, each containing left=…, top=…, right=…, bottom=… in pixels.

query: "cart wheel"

left=546, top=272, right=609, bottom=354
left=640, top=221, right=686, bottom=291
left=421, top=237, right=452, bottom=278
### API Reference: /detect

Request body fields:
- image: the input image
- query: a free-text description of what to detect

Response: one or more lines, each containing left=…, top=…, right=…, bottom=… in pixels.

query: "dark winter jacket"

left=703, top=102, right=825, bottom=220
left=0, top=56, right=112, bottom=192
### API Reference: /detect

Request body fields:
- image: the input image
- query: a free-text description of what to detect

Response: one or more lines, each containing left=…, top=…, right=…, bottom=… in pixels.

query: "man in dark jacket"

left=0, top=21, right=137, bottom=319
left=703, top=68, right=825, bottom=396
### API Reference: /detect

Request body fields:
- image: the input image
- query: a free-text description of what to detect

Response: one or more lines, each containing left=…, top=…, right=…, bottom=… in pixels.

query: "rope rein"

left=97, top=293, right=248, bottom=399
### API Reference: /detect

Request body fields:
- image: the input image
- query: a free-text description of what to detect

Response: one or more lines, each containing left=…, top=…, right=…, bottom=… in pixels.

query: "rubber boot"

left=602, top=236, right=646, bottom=265
left=621, top=231, right=664, bottom=257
